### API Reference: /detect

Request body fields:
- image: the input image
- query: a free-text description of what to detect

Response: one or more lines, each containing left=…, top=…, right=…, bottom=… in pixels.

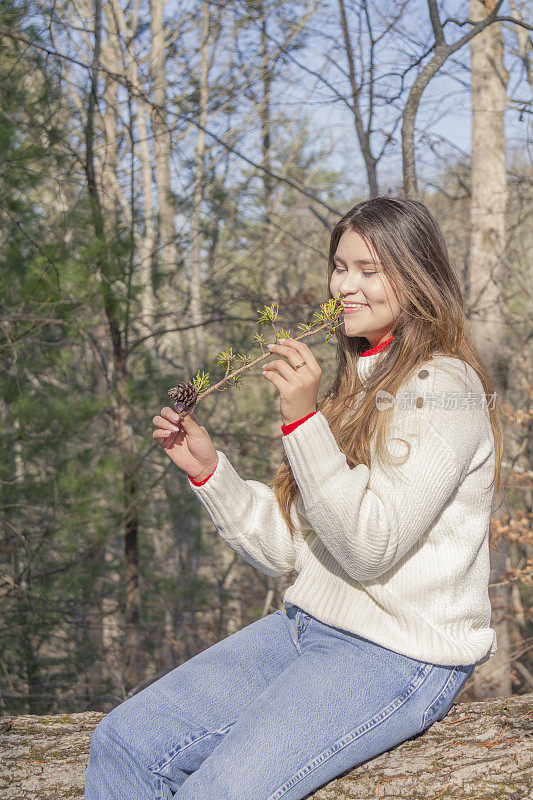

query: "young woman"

left=85, top=196, right=502, bottom=800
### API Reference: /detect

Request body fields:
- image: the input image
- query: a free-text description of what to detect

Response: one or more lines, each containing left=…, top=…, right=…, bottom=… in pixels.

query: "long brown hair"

left=266, top=196, right=503, bottom=538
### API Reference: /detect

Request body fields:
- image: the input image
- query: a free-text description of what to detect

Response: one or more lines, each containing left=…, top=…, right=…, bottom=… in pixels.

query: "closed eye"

left=334, top=267, right=377, bottom=277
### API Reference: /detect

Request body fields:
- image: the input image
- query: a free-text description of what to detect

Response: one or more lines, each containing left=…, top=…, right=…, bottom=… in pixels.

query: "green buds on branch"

left=167, top=297, right=345, bottom=419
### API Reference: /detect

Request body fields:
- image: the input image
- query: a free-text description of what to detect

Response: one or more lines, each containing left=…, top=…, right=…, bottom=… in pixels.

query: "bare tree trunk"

left=107, top=0, right=157, bottom=353
left=468, top=0, right=509, bottom=374
left=468, top=0, right=511, bottom=701
left=149, top=0, right=191, bottom=366
left=402, top=0, right=505, bottom=198
left=5, top=415, right=39, bottom=714
left=101, top=4, right=144, bottom=694
left=85, top=0, right=143, bottom=692
left=2, top=693, right=532, bottom=798
left=101, top=543, right=124, bottom=698
left=256, top=2, right=286, bottom=617
left=84, top=332, right=122, bottom=701
left=189, top=0, right=211, bottom=366
left=260, top=6, right=274, bottom=285
left=135, top=103, right=158, bottom=354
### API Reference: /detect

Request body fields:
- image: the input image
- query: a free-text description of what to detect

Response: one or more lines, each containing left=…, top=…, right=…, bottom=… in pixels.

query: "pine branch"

left=167, top=298, right=346, bottom=418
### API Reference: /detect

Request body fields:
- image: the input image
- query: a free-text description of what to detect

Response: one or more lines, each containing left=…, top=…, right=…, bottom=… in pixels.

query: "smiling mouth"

left=342, top=305, right=369, bottom=313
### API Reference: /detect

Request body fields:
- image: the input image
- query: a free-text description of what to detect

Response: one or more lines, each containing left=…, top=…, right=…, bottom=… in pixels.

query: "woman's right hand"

left=152, top=406, right=219, bottom=481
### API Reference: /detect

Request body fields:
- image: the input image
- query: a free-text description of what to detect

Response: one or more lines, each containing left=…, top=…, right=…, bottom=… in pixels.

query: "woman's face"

left=329, top=229, right=401, bottom=347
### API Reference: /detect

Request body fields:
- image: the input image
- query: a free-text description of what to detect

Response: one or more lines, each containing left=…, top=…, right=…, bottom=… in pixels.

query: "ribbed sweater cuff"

left=281, top=411, right=348, bottom=509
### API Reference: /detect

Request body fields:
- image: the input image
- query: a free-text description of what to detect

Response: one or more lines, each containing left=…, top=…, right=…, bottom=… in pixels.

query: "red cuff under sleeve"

left=281, top=411, right=317, bottom=436
left=188, top=463, right=218, bottom=486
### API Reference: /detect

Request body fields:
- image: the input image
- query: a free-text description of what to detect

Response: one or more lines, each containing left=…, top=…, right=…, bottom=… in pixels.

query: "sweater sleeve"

left=186, top=449, right=305, bottom=577
left=281, top=359, right=493, bottom=582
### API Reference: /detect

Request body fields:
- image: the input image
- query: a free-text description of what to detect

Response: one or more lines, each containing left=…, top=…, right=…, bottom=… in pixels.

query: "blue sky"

left=266, top=0, right=531, bottom=194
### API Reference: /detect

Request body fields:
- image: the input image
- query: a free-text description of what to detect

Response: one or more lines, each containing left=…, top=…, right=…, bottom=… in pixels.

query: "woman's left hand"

left=261, top=338, right=321, bottom=426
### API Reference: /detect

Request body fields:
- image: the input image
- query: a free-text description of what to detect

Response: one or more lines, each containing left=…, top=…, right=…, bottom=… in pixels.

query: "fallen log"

left=0, top=692, right=531, bottom=799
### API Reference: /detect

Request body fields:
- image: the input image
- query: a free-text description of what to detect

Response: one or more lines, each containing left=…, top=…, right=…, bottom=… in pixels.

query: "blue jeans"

left=85, top=605, right=475, bottom=800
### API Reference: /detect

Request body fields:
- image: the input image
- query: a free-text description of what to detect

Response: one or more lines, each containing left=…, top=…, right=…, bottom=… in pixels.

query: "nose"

left=337, top=273, right=366, bottom=298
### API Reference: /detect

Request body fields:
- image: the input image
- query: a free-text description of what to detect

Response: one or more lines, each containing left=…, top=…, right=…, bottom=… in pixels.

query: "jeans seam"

left=266, top=662, right=433, bottom=800
left=148, top=722, right=235, bottom=774
left=421, top=667, right=459, bottom=729
left=155, top=774, right=175, bottom=800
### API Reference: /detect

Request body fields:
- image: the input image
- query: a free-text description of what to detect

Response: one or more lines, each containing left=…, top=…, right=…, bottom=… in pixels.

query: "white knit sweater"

left=187, top=349, right=497, bottom=667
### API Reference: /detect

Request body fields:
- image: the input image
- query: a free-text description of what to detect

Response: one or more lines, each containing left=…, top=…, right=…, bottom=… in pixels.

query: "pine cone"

left=167, top=381, right=198, bottom=414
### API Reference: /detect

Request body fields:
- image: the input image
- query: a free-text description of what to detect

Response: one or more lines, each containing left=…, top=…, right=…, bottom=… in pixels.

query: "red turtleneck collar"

left=360, top=335, right=394, bottom=357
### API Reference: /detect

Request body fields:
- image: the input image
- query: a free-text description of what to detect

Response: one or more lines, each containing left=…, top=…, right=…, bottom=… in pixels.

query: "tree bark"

left=1, top=692, right=531, bottom=798
left=107, top=0, right=158, bottom=354
left=468, top=0, right=509, bottom=377
left=189, top=0, right=211, bottom=367
left=468, top=0, right=511, bottom=702
left=149, top=0, right=191, bottom=365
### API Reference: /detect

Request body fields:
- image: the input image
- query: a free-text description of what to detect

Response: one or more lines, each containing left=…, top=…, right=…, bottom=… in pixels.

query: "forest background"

left=0, top=0, right=531, bottom=716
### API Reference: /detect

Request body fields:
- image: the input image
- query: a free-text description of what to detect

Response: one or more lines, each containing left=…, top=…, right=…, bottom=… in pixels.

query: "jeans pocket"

left=421, top=664, right=475, bottom=731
